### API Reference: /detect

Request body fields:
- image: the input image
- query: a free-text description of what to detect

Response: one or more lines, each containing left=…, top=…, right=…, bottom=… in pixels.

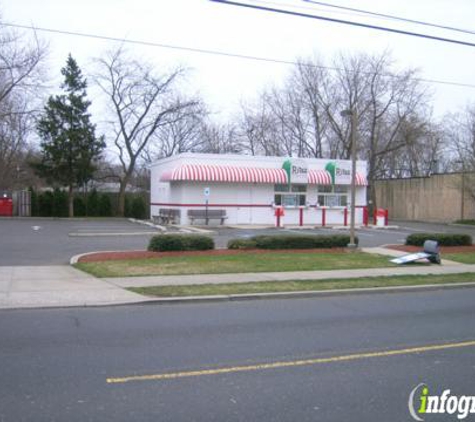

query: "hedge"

left=405, top=233, right=472, bottom=247
left=148, top=234, right=215, bottom=252
left=227, top=238, right=258, bottom=250
left=228, top=234, right=358, bottom=250
left=29, top=188, right=148, bottom=218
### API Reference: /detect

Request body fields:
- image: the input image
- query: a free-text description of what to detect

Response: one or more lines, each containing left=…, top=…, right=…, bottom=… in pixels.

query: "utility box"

left=0, top=195, right=13, bottom=217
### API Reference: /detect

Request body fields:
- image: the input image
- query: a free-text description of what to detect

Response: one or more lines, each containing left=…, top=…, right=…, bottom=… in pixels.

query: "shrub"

left=29, top=187, right=39, bottom=217
left=98, top=194, right=112, bottom=217
left=148, top=234, right=215, bottom=252
left=52, top=188, right=68, bottom=217
left=73, top=196, right=86, bottom=217
left=227, top=238, right=258, bottom=250
left=130, top=195, right=147, bottom=219
left=227, top=234, right=357, bottom=250
left=183, top=235, right=214, bottom=251
left=405, top=233, right=472, bottom=247
left=87, top=189, right=100, bottom=216
left=454, top=219, right=475, bottom=226
left=38, top=191, right=53, bottom=217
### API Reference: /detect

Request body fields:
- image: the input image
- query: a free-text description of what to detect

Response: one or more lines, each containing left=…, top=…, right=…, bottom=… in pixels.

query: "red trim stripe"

left=151, top=202, right=368, bottom=208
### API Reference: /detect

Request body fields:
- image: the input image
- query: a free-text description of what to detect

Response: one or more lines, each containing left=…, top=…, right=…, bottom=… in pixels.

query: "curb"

left=4, top=281, right=475, bottom=311
left=134, top=280, right=475, bottom=305
left=70, top=251, right=128, bottom=265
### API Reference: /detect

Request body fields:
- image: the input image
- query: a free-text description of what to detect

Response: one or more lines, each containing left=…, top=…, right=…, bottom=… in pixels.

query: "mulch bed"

left=387, top=245, right=475, bottom=253
left=77, top=248, right=349, bottom=263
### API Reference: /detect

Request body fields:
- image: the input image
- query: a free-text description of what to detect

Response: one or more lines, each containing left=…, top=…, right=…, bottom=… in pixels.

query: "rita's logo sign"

left=282, top=159, right=308, bottom=184
left=325, top=161, right=352, bottom=185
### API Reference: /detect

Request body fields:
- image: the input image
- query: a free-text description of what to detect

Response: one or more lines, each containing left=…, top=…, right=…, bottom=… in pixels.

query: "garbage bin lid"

left=423, top=240, right=439, bottom=254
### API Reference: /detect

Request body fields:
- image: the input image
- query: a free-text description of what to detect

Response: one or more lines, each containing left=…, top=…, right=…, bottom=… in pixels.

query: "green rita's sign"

left=282, top=159, right=308, bottom=184
left=325, top=161, right=351, bottom=185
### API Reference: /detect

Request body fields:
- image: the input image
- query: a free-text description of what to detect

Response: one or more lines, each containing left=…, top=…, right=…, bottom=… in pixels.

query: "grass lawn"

left=75, top=251, right=394, bottom=278
left=444, top=253, right=475, bottom=264
left=128, top=273, right=475, bottom=297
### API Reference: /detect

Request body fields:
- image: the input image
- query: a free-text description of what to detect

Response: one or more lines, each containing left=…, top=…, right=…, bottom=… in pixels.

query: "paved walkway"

left=1, top=247, right=474, bottom=309
left=0, top=266, right=149, bottom=309
left=106, top=262, right=475, bottom=288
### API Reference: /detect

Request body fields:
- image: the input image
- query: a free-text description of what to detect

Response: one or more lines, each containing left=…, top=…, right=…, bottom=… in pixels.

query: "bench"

left=187, top=209, right=228, bottom=225
left=153, top=208, right=180, bottom=225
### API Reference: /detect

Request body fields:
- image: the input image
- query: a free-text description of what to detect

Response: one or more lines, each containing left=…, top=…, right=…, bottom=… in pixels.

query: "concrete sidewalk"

left=105, top=262, right=475, bottom=288
left=0, top=266, right=150, bottom=309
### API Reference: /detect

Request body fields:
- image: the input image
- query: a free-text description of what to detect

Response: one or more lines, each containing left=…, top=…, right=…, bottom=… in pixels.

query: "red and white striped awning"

left=355, top=173, right=367, bottom=186
left=308, top=170, right=332, bottom=185
left=162, top=164, right=288, bottom=184
left=161, top=163, right=367, bottom=186
left=307, top=170, right=367, bottom=185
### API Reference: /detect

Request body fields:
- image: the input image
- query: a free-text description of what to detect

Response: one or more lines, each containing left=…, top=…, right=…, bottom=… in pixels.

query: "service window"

left=274, top=184, right=307, bottom=207
left=317, top=185, right=348, bottom=207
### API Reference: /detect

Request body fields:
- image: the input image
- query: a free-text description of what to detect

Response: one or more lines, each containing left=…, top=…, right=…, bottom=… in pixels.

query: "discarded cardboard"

left=390, top=240, right=441, bottom=265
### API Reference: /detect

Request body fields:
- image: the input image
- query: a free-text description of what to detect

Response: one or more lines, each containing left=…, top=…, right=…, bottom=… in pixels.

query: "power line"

left=302, top=0, right=475, bottom=36
left=3, top=21, right=475, bottom=90
left=209, top=0, right=475, bottom=48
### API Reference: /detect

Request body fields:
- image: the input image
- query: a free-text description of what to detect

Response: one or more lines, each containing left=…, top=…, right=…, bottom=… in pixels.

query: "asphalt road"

left=1, top=288, right=475, bottom=421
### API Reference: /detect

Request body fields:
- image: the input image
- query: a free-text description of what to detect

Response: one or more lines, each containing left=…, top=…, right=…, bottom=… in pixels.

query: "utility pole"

left=341, top=109, right=357, bottom=249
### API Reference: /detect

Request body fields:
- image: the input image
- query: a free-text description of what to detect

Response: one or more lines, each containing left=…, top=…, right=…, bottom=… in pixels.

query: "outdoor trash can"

left=0, top=197, right=13, bottom=216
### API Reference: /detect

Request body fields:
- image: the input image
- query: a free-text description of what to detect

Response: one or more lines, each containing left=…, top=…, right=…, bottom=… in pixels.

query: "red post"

left=344, top=207, right=348, bottom=226
left=384, top=209, right=389, bottom=226
left=299, top=207, right=304, bottom=226
left=274, top=206, right=284, bottom=228
left=373, top=210, right=377, bottom=226
left=322, top=208, right=326, bottom=227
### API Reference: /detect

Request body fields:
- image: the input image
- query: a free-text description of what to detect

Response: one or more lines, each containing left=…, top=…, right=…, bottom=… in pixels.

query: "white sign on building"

left=335, top=160, right=352, bottom=185
left=284, top=159, right=308, bottom=184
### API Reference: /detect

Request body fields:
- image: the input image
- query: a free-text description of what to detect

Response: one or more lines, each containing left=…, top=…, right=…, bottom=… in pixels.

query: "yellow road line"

left=106, top=339, right=475, bottom=384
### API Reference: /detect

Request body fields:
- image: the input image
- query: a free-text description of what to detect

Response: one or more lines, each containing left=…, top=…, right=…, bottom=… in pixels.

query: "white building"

left=150, top=153, right=368, bottom=226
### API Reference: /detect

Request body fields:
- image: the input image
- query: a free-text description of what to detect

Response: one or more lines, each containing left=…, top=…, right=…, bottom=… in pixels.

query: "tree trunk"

left=117, top=179, right=128, bottom=217
left=68, top=185, right=74, bottom=218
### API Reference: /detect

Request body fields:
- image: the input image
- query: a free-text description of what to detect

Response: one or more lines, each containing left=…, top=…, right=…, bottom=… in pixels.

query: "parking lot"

left=0, top=218, right=160, bottom=266
left=212, top=220, right=475, bottom=249
left=1, top=217, right=475, bottom=266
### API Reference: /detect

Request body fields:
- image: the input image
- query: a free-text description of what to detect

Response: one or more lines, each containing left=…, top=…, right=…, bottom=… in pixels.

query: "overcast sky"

left=4, top=0, right=475, bottom=120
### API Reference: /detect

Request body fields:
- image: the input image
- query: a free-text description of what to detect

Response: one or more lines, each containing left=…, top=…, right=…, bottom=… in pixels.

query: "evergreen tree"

left=34, top=54, right=105, bottom=217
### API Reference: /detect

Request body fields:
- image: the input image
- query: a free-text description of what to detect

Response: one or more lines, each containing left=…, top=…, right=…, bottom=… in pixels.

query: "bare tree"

left=94, top=47, right=200, bottom=215
left=237, top=99, right=284, bottom=156
left=378, top=116, right=446, bottom=178
left=198, top=120, right=240, bottom=154
left=0, top=22, right=46, bottom=190
left=141, top=101, right=207, bottom=162
left=238, top=51, right=432, bottom=212
left=444, top=104, right=475, bottom=200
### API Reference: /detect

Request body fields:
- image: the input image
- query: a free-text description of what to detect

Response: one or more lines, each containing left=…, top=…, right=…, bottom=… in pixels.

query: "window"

left=274, top=184, right=307, bottom=207
left=317, top=186, right=348, bottom=207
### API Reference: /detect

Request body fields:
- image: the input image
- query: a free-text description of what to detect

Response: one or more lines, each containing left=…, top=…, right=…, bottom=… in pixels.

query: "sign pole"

left=204, top=187, right=210, bottom=225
